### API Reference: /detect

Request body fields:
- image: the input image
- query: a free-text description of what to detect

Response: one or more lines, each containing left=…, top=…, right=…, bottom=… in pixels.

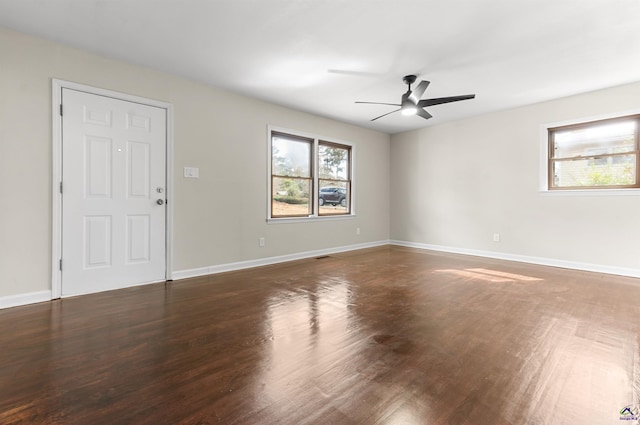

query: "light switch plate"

left=184, top=167, right=199, bottom=178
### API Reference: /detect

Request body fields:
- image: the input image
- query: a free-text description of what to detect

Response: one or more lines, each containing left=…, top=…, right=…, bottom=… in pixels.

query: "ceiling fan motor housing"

left=402, top=75, right=417, bottom=86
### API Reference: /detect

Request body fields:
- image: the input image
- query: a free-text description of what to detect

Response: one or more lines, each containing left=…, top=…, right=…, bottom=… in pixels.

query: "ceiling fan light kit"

left=356, top=75, right=475, bottom=122
left=401, top=106, right=417, bottom=116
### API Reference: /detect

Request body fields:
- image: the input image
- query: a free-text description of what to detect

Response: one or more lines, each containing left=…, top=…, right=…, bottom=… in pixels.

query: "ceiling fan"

left=356, top=75, right=475, bottom=121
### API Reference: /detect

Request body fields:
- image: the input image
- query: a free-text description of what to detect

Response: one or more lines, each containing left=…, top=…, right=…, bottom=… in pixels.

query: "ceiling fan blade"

left=408, top=80, right=430, bottom=104
left=371, top=109, right=401, bottom=121
left=418, top=94, right=475, bottom=108
left=355, top=101, right=401, bottom=107
left=328, top=69, right=386, bottom=77
left=416, top=108, right=432, bottom=120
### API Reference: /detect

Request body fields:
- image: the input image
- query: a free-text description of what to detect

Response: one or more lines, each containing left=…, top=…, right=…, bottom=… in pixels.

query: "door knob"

left=156, top=199, right=165, bottom=205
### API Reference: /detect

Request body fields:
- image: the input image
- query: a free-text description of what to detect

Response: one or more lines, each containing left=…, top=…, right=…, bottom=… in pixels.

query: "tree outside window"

left=271, top=133, right=312, bottom=217
left=270, top=130, right=353, bottom=218
left=318, top=142, right=351, bottom=215
left=548, top=115, right=639, bottom=190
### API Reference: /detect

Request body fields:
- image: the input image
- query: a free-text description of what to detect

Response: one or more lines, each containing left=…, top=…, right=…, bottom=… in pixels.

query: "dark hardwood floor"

left=1, top=246, right=639, bottom=424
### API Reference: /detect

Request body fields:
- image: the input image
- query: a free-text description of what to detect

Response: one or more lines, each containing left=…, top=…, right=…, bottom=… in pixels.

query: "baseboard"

left=7, top=239, right=633, bottom=310
left=0, top=290, right=52, bottom=310
left=172, top=240, right=390, bottom=281
left=0, top=241, right=389, bottom=309
left=390, top=240, right=640, bottom=279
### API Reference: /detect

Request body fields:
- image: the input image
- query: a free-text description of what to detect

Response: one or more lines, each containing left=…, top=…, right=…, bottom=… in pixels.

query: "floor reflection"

left=434, top=268, right=543, bottom=283
left=504, top=315, right=638, bottom=424
left=261, top=278, right=355, bottom=405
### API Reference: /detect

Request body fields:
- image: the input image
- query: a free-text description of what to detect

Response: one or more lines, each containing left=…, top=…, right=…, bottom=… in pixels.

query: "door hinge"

left=59, top=104, right=63, bottom=116
left=59, top=259, right=62, bottom=271
left=59, top=181, right=63, bottom=194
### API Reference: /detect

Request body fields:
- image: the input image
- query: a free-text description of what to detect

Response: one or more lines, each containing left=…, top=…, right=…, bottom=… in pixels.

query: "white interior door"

left=61, top=88, right=167, bottom=297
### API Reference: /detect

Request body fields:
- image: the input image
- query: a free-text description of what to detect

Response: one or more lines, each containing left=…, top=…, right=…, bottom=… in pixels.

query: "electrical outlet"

left=493, top=233, right=500, bottom=242
left=356, top=227, right=360, bottom=235
left=259, top=237, right=265, bottom=247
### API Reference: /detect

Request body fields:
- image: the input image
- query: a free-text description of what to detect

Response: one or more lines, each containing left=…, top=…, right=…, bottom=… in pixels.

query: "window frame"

left=318, top=140, right=352, bottom=217
left=268, top=126, right=355, bottom=222
left=270, top=131, right=314, bottom=218
left=546, top=114, right=640, bottom=191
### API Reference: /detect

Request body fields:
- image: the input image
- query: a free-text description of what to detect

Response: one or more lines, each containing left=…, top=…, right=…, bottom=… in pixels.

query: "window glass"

left=271, top=133, right=312, bottom=217
left=551, top=156, right=636, bottom=188
left=318, top=181, right=350, bottom=214
left=319, top=144, right=349, bottom=180
left=272, top=136, right=311, bottom=177
left=548, top=116, right=639, bottom=189
left=553, top=121, right=636, bottom=158
left=318, top=142, right=351, bottom=215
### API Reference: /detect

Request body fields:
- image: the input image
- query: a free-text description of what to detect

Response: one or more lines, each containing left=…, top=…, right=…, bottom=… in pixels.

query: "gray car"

left=319, top=187, right=347, bottom=207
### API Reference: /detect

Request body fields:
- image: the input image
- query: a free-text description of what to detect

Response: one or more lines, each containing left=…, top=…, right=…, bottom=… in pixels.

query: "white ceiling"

left=1, top=0, right=639, bottom=134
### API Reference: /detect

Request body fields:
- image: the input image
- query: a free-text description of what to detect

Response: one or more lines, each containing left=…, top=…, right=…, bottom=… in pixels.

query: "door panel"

left=62, top=88, right=166, bottom=297
left=126, top=214, right=150, bottom=263
left=85, top=136, right=112, bottom=198
left=84, top=216, right=112, bottom=268
left=128, top=141, right=150, bottom=198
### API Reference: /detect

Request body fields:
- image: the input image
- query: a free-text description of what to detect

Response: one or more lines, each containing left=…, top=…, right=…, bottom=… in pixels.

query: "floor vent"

left=315, top=255, right=330, bottom=260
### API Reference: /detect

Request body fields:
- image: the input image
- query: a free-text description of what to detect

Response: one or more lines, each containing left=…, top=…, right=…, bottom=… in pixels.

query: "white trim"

left=165, top=104, right=175, bottom=280
left=539, top=107, right=640, bottom=193
left=9, top=239, right=638, bottom=309
left=267, top=214, right=357, bottom=224
left=51, top=79, right=175, bottom=296
left=390, top=240, right=640, bottom=279
left=0, top=291, right=52, bottom=310
left=51, top=81, right=63, bottom=299
left=539, top=188, right=640, bottom=197
left=172, top=240, right=389, bottom=281
left=539, top=123, right=549, bottom=192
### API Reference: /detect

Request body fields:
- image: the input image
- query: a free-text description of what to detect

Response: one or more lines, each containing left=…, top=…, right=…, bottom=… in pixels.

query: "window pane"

left=552, top=155, right=637, bottom=187
left=318, top=180, right=349, bottom=215
left=319, top=144, right=349, bottom=180
left=553, top=120, right=636, bottom=159
left=272, top=177, right=311, bottom=216
left=272, top=136, right=311, bottom=177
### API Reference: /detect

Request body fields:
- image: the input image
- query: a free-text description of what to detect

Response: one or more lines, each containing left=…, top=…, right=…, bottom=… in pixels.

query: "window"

left=270, top=129, right=353, bottom=219
left=271, top=132, right=313, bottom=217
left=548, top=115, right=640, bottom=190
left=318, top=142, right=351, bottom=215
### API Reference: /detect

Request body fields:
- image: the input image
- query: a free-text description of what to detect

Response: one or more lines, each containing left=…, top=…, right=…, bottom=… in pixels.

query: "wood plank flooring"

left=1, top=246, right=639, bottom=424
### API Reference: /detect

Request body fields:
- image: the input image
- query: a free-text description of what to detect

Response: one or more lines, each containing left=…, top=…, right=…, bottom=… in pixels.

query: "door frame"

left=51, top=79, right=174, bottom=299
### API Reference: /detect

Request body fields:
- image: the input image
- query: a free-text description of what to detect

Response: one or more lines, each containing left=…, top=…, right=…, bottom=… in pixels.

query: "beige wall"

left=0, top=27, right=391, bottom=299
left=390, top=81, right=640, bottom=273
left=3, top=23, right=638, bottom=303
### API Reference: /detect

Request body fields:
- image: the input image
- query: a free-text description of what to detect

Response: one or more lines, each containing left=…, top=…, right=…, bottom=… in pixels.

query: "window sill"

left=539, top=188, right=640, bottom=196
left=267, top=214, right=357, bottom=224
